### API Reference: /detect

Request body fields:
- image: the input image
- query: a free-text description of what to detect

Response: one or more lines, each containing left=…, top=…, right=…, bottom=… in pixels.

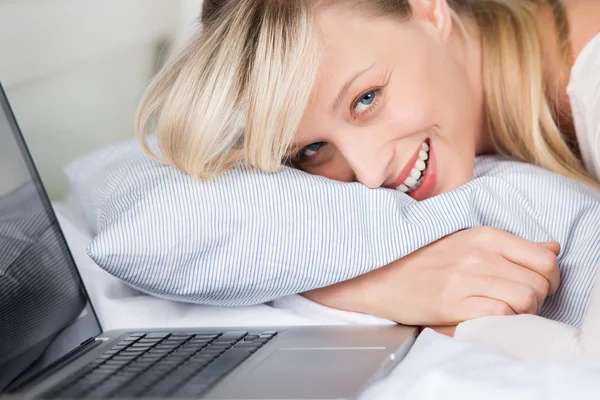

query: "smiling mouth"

left=393, top=139, right=430, bottom=194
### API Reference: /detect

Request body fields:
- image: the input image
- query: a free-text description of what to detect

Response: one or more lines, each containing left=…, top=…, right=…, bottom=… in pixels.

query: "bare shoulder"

left=561, top=0, right=600, bottom=60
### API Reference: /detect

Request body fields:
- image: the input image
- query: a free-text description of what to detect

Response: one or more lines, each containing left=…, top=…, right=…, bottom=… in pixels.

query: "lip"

left=386, top=140, right=429, bottom=190
left=408, top=140, right=437, bottom=201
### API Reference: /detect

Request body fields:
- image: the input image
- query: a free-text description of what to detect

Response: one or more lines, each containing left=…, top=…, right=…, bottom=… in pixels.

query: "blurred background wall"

left=0, top=0, right=204, bottom=200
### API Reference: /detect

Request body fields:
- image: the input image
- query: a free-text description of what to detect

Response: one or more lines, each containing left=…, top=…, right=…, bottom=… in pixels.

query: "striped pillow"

left=65, top=140, right=600, bottom=327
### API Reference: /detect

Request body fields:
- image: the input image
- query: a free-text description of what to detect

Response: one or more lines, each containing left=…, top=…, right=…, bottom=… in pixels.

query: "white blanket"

left=54, top=202, right=600, bottom=400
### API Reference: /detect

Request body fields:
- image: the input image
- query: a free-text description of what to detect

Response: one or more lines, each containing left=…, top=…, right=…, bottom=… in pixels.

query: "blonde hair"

left=137, top=0, right=599, bottom=189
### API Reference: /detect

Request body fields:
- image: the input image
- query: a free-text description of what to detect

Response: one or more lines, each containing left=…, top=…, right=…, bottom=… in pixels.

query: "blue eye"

left=353, top=89, right=380, bottom=115
left=304, top=142, right=323, bottom=157
left=293, top=141, right=324, bottom=165
left=359, top=92, right=376, bottom=105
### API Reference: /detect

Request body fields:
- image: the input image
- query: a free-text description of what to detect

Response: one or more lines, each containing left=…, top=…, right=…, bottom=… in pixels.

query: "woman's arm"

left=304, top=227, right=560, bottom=327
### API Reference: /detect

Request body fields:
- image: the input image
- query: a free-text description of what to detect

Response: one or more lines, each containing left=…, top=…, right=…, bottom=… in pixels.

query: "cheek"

left=384, top=90, right=437, bottom=137
left=304, top=153, right=355, bottom=182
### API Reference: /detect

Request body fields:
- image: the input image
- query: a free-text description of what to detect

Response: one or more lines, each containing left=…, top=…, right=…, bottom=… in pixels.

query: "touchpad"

left=228, top=348, right=389, bottom=399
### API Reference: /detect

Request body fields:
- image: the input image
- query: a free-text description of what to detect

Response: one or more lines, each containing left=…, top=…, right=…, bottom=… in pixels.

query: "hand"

left=303, top=227, right=560, bottom=326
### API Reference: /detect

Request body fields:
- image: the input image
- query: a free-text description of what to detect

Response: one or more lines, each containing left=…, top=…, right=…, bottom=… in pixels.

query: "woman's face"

left=291, top=2, right=485, bottom=200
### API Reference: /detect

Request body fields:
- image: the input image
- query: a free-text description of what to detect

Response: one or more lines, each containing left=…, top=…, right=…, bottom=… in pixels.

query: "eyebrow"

left=331, top=63, right=375, bottom=113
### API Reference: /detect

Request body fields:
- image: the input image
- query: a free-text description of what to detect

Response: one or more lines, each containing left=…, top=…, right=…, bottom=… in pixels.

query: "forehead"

left=310, top=10, right=390, bottom=95
left=307, top=8, right=411, bottom=103
left=314, top=7, right=392, bottom=67
left=311, top=5, right=423, bottom=80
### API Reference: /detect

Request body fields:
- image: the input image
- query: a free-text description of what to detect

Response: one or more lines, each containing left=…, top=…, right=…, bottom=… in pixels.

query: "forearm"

left=302, top=262, right=396, bottom=321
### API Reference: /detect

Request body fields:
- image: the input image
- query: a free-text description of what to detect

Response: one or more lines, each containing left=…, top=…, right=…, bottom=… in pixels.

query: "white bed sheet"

left=53, top=202, right=600, bottom=400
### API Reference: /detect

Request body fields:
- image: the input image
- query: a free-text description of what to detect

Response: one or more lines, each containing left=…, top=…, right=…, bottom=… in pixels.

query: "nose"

left=336, top=135, right=387, bottom=189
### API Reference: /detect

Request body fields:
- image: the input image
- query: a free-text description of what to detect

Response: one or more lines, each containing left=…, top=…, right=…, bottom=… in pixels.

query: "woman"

left=136, top=0, right=600, bottom=333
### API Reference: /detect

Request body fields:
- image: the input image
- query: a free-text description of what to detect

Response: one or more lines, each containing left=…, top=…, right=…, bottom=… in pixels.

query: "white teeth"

left=398, top=184, right=409, bottom=193
left=395, top=140, right=431, bottom=193
left=404, top=176, right=418, bottom=187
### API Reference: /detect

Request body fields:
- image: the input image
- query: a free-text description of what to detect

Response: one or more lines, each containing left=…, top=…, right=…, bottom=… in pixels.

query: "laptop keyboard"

left=42, top=330, right=277, bottom=399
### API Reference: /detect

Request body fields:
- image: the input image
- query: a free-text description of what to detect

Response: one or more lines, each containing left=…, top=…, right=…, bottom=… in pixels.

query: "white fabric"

left=567, top=32, right=600, bottom=181
left=362, top=329, right=600, bottom=400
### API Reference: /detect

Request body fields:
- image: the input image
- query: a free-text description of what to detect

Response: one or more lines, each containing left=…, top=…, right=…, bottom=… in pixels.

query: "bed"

left=52, top=201, right=600, bottom=399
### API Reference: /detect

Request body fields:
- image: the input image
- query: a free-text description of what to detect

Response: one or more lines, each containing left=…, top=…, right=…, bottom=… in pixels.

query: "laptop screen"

left=0, top=85, right=102, bottom=392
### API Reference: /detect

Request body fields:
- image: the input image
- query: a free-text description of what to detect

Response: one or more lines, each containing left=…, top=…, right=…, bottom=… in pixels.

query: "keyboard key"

left=96, top=366, right=125, bottom=375
left=189, top=353, right=218, bottom=362
left=188, top=338, right=212, bottom=344
left=160, top=338, right=187, bottom=345
left=148, top=347, right=172, bottom=353
left=191, top=336, right=219, bottom=343
left=110, top=355, right=136, bottom=362
left=136, top=337, right=163, bottom=344
left=155, top=359, right=183, bottom=366
left=169, top=334, right=193, bottom=340
left=243, top=335, right=260, bottom=341
left=234, top=342, right=263, bottom=348
left=140, top=353, right=166, bottom=360
left=130, top=357, right=154, bottom=365
left=215, top=331, right=247, bottom=342
left=104, top=360, right=128, bottom=366
left=173, top=347, right=200, bottom=355
left=188, top=332, right=222, bottom=337
left=206, top=345, right=232, bottom=353
left=144, top=332, right=171, bottom=339
left=123, top=348, right=147, bottom=354
left=130, top=341, right=155, bottom=347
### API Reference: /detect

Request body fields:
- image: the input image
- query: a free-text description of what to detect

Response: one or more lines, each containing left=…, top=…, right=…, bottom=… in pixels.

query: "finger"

left=456, top=296, right=516, bottom=322
left=468, top=274, right=539, bottom=315
left=539, top=241, right=561, bottom=255
left=482, top=254, right=550, bottom=313
left=476, top=229, right=560, bottom=294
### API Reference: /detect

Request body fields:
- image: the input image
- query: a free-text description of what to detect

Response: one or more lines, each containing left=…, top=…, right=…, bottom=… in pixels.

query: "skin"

left=292, top=0, right=600, bottom=336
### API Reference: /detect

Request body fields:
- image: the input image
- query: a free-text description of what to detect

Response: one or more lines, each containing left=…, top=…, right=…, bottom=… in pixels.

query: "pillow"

left=65, top=139, right=600, bottom=327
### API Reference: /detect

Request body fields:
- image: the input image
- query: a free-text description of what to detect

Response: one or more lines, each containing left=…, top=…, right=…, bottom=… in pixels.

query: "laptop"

left=0, top=83, right=417, bottom=399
